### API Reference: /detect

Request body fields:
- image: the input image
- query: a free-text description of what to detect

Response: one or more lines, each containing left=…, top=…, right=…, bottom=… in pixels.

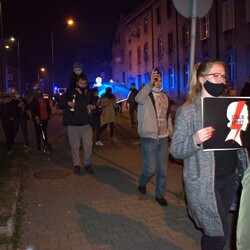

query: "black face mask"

left=204, top=80, right=226, bottom=97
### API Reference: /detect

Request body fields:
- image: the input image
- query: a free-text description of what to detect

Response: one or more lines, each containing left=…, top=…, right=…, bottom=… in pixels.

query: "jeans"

left=139, top=137, right=169, bottom=198
left=32, top=119, right=48, bottom=147
left=201, top=171, right=236, bottom=250
left=101, top=122, right=115, bottom=137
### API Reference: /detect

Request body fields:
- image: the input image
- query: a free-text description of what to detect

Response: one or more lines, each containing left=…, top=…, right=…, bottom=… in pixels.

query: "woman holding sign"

left=171, top=60, right=249, bottom=250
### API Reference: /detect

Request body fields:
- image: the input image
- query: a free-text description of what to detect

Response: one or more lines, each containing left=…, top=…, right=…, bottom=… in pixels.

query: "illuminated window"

left=200, top=15, right=210, bottom=40
left=158, top=36, right=163, bottom=56
left=129, top=50, right=132, bottom=70
left=225, top=52, right=235, bottom=83
left=144, top=17, right=148, bottom=33
left=183, top=24, right=190, bottom=47
left=137, top=47, right=142, bottom=65
left=144, top=42, right=149, bottom=62
left=144, top=72, right=150, bottom=83
left=169, top=67, right=175, bottom=89
left=183, top=64, right=189, bottom=87
left=222, top=0, right=235, bottom=31
left=137, top=74, right=142, bottom=85
left=157, top=7, right=162, bottom=24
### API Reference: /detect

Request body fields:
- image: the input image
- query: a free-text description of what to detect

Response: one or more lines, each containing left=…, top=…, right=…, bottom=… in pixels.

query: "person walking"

left=127, top=82, right=138, bottom=127
left=92, top=88, right=103, bottom=146
left=12, top=89, right=30, bottom=150
left=135, top=68, right=173, bottom=207
left=171, top=60, right=249, bottom=250
left=59, top=74, right=96, bottom=175
left=0, top=93, right=18, bottom=155
left=30, top=88, right=51, bottom=151
left=99, top=87, right=117, bottom=142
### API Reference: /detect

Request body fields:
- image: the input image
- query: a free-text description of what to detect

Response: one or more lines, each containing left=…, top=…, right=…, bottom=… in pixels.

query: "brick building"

left=112, top=0, right=250, bottom=102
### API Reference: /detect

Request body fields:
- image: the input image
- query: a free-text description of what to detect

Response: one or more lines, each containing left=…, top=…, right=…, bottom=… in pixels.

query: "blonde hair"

left=185, top=60, right=225, bottom=105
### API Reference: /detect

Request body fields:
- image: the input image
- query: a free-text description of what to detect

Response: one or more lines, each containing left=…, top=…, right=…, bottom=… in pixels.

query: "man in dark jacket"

left=127, top=82, right=138, bottom=127
left=30, top=88, right=51, bottom=151
left=59, top=74, right=96, bottom=175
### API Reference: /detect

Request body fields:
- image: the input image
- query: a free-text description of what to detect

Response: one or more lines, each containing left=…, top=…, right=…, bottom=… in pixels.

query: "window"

left=183, top=24, right=190, bottom=47
left=137, top=47, right=142, bottom=65
left=225, top=52, right=235, bottom=83
left=129, top=50, right=132, bottom=70
left=122, top=72, right=126, bottom=84
left=222, top=0, right=235, bottom=31
left=137, top=23, right=141, bottom=37
left=158, top=36, right=163, bottom=56
left=168, top=32, right=174, bottom=53
left=144, top=72, right=150, bottom=83
left=167, top=0, right=173, bottom=18
left=137, top=75, right=142, bottom=86
left=200, top=15, right=210, bottom=40
left=183, top=64, right=189, bottom=87
left=144, top=42, right=149, bottom=62
left=144, top=17, right=148, bottom=33
left=157, top=7, right=162, bottom=24
left=169, top=67, right=175, bottom=89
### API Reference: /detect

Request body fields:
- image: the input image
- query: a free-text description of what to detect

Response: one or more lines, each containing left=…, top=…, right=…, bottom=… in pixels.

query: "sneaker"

left=84, top=164, right=94, bottom=174
left=156, top=197, right=168, bottom=207
left=73, top=165, right=80, bottom=175
left=24, top=145, right=31, bottom=151
left=95, top=141, right=104, bottom=146
left=138, top=185, right=146, bottom=195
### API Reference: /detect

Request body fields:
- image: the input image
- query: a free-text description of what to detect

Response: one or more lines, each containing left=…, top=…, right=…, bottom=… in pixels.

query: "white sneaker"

left=95, top=141, right=104, bottom=146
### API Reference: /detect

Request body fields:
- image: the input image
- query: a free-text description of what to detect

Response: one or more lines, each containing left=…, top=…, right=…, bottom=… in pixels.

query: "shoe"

left=37, top=145, right=41, bottom=151
left=95, top=141, right=104, bottom=146
left=156, top=197, right=168, bottom=207
left=138, top=185, right=146, bottom=195
left=73, top=165, right=80, bottom=175
left=84, top=164, right=94, bottom=174
left=24, top=145, right=31, bottom=151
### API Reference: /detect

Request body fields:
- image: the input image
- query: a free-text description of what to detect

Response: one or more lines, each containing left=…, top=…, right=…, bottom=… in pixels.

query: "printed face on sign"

left=225, top=101, right=249, bottom=146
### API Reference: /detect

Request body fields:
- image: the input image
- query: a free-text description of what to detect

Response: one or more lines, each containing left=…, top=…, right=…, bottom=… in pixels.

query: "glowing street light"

left=51, top=18, right=74, bottom=92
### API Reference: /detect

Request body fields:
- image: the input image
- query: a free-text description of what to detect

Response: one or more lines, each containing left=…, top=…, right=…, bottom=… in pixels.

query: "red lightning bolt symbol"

left=230, top=100, right=246, bottom=141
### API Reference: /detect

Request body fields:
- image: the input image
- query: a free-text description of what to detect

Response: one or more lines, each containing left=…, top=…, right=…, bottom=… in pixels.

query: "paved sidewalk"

left=17, top=110, right=234, bottom=250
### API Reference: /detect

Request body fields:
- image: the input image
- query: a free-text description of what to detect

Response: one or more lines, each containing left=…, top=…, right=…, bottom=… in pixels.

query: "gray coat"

left=171, top=94, right=249, bottom=236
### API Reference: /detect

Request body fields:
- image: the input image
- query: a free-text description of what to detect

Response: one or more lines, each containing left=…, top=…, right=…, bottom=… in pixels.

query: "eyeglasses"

left=202, top=73, right=228, bottom=81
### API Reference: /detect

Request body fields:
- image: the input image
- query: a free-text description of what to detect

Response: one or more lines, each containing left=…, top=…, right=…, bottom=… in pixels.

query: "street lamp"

left=10, top=37, right=21, bottom=92
left=51, top=18, right=74, bottom=92
left=37, top=67, right=46, bottom=93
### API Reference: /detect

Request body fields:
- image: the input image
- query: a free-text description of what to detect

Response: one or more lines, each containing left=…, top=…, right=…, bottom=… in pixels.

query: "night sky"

left=2, top=0, right=142, bottom=83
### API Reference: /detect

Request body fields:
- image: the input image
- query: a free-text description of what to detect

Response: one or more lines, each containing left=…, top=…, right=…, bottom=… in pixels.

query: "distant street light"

left=38, top=67, right=46, bottom=93
left=10, top=37, right=21, bottom=92
left=51, top=18, right=74, bottom=92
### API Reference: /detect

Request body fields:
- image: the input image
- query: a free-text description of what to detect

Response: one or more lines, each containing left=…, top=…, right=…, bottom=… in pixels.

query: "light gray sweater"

left=171, top=94, right=249, bottom=236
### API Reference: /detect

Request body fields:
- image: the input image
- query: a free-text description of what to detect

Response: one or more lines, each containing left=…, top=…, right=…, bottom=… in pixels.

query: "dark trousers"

left=32, top=119, right=48, bottom=147
left=2, top=118, right=15, bottom=150
left=201, top=171, right=236, bottom=250
left=92, top=117, right=101, bottom=141
left=101, top=122, right=115, bottom=137
left=129, top=104, right=137, bottom=124
left=14, top=117, right=29, bottom=146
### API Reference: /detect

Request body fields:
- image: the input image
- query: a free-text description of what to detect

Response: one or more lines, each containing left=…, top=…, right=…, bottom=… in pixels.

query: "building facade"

left=112, top=0, right=250, bottom=102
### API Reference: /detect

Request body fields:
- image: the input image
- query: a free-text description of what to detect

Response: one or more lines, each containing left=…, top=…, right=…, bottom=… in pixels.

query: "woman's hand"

left=67, top=101, right=75, bottom=108
left=193, top=126, right=214, bottom=145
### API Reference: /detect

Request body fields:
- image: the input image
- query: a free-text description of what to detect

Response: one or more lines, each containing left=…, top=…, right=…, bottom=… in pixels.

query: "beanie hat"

left=73, top=61, right=83, bottom=70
